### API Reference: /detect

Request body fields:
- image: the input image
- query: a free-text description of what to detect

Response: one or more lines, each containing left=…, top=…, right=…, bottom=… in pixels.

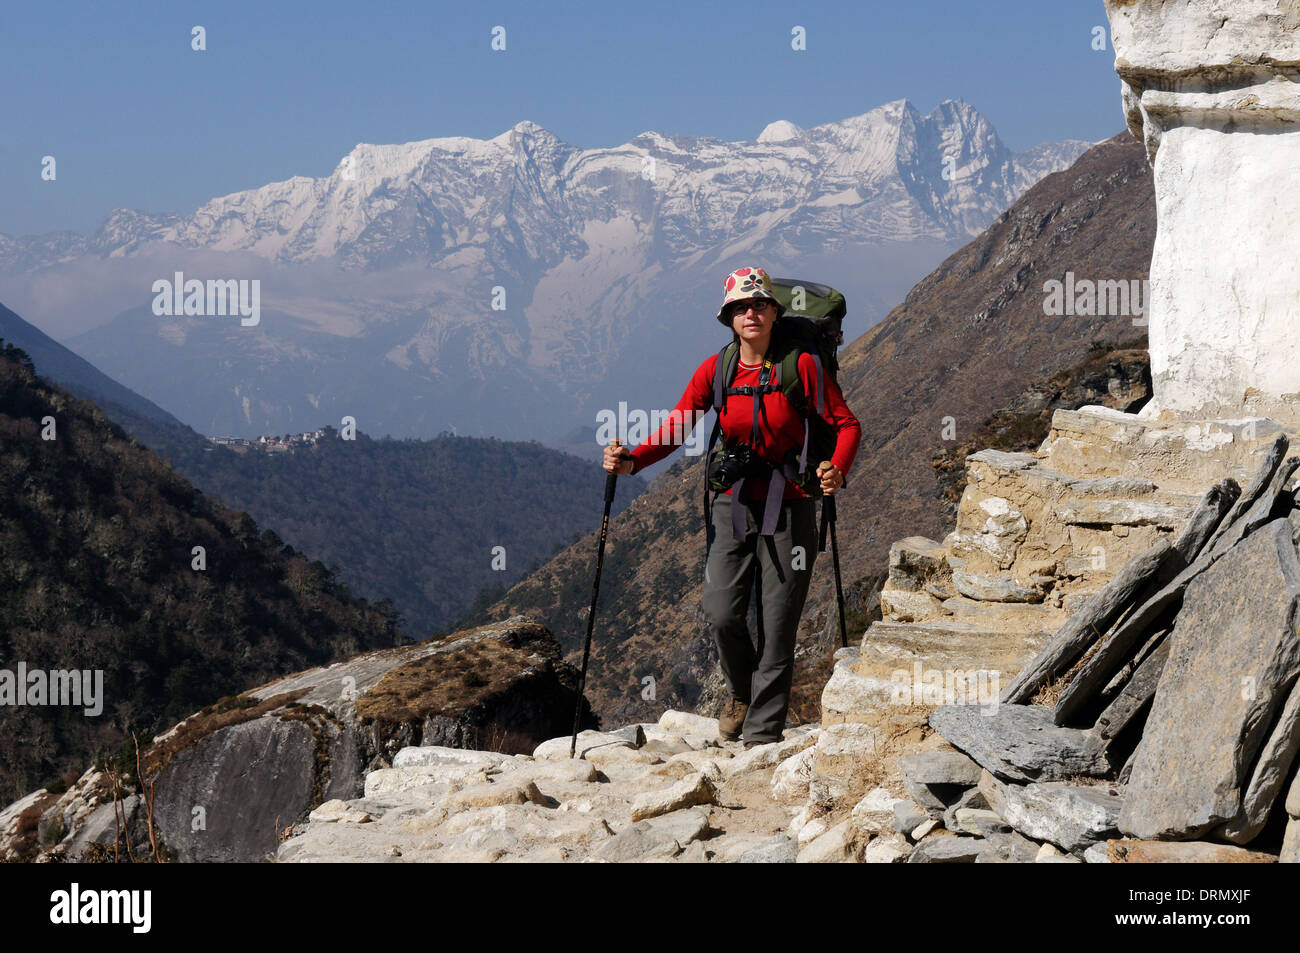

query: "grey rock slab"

left=980, top=772, right=1122, bottom=852
left=899, top=750, right=983, bottom=787
left=151, top=716, right=318, bottom=863
left=951, top=570, right=1043, bottom=603
left=892, top=801, right=929, bottom=835
left=592, top=806, right=711, bottom=862
left=1093, top=634, right=1170, bottom=741
left=1173, top=478, right=1239, bottom=562
left=606, top=724, right=648, bottom=748
left=930, top=702, right=1113, bottom=782
left=1001, top=539, right=1177, bottom=704
left=1219, top=664, right=1300, bottom=843
left=899, top=750, right=982, bottom=818
left=737, top=834, right=797, bottom=863
left=1121, top=519, right=1300, bottom=840
left=1202, top=435, right=1288, bottom=553
left=942, top=785, right=990, bottom=832
left=905, top=832, right=984, bottom=863
left=954, top=808, right=1007, bottom=837
left=976, top=829, right=1040, bottom=863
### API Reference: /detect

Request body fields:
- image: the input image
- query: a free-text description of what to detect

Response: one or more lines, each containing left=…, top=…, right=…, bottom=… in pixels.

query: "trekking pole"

left=571, top=439, right=623, bottom=758
left=820, top=461, right=849, bottom=649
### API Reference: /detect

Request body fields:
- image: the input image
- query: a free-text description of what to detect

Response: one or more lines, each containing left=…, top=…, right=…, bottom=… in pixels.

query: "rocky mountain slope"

left=0, top=298, right=647, bottom=639
left=474, top=133, right=1156, bottom=730
left=0, top=301, right=185, bottom=432
left=0, top=343, right=403, bottom=801
left=4, top=100, right=1089, bottom=443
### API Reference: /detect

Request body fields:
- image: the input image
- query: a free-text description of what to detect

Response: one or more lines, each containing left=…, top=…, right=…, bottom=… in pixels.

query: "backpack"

left=704, top=278, right=848, bottom=540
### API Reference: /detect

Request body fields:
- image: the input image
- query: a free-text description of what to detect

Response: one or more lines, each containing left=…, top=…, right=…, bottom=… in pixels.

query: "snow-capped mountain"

left=0, top=99, right=1093, bottom=444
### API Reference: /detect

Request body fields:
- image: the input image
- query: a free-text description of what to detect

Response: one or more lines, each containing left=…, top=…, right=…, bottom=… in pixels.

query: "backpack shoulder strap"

left=713, top=341, right=740, bottom=413
left=774, top=340, right=828, bottom=419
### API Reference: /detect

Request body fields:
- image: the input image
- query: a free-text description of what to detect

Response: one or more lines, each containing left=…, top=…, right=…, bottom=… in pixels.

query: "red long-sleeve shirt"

left=628, top=350, right=862, bottom=503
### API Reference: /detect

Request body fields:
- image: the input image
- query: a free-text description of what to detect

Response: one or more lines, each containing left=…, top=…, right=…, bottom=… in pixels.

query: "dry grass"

left=355, top=638, right=534, bottom=726
left=143, top=688, right=309, bottom=776
left=840, top=702, right=938, bottom=798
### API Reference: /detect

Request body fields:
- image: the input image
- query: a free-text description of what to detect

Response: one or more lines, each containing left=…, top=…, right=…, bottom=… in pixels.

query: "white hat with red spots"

left=715, top=266, right=785, bottom=326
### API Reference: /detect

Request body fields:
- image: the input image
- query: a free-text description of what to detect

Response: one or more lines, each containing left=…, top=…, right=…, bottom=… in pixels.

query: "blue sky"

left=2, top=0, right=1123, bottom=236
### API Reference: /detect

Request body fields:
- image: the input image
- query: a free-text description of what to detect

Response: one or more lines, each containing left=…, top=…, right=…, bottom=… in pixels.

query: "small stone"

left=629, top=773, right=716, bottom=822
left=1083, top=843, right=1111, bottom=864
left=863, top=832, right=912, bottom=863
left=906, top=832, right=984, bottom=863
left=770, top=747, right=816, bottom=805
left=910, top=819, right=938, bottom=840
left=441, top=779, right=548, bottom=813
left=850, top=787, right=905, bottom=836
left=738, top=835, right=798, bottom=864
left=797, top=817, right=830, bottom=847
left=657, top=710, right=721, bottom=739
left=796, top=820, right=860, bottom=863
left=955, top=809, right=1007, bottom=836
left=892, top=801, right=929, bottom=835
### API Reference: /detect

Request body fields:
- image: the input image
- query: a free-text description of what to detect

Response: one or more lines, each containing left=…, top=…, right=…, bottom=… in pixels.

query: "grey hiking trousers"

left=702, top=492, right=819, bottom=743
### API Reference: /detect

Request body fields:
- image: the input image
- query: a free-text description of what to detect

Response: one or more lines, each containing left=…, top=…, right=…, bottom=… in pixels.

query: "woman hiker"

left=603, top=266, right=861, bottom=746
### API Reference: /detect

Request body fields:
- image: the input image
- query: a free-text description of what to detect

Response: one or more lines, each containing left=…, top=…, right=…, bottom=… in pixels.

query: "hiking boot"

left=717, top=696, right=749, bottom=742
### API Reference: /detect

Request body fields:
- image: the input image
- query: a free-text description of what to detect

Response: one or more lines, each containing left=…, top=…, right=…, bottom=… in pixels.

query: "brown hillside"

left=480, top=133, right=1156, bottom=731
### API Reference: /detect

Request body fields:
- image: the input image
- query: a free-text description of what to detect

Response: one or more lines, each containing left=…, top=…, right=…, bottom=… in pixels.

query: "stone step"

left=940, top=595, right=1069, bottom=631
left=854, top=619, right=1050, bottom=691
left=1042, top=405, right=1294, bottom=491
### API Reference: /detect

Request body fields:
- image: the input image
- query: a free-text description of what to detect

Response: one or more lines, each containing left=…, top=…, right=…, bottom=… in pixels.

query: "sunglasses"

left=728, top=300, right=776, bottom=318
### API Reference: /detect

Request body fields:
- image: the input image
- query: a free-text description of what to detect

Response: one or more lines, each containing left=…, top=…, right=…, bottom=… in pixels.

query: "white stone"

left=911, top=818, right=938, bottom=840
left=393, top=746, right=513, bottom=770
left=629, top=773, right=716, bottom=822
left=796, top=819, right=859, bottom=863
left=533, top=730, right=634, bottom=761
left=850, top=787, right=905, bottom=836
left=657, top=710, right=721, bottom=738
left=771, top=747, right=816, bottom=805
left=1104, top=0, right=1300, bottom=424
left=796, top=816, right=829, bottom=847
left=863, top=832, right=912, bottom=863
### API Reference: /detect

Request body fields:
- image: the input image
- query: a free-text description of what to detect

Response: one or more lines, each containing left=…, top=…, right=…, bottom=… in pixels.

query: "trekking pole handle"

left=819, top=459, right=840, bottom=508
left=606, top=439, right=626, bottom=504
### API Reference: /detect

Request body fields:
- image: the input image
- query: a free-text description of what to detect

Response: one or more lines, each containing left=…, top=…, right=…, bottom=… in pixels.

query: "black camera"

left=708, top=443, right=769, bottom=492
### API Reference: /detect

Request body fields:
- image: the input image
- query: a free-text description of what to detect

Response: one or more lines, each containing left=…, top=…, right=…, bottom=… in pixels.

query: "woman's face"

left=729, top=297, right=778, bottom=346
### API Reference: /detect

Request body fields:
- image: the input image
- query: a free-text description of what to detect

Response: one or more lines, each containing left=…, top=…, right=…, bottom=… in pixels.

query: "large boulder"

left=5, top=616, right=593, bottom=863
left=1121, top=521, right=1300, bottom=840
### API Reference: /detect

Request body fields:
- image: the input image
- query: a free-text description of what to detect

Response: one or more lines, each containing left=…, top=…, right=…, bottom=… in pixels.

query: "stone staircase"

left=809, top=404, right=1295, bottom=809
